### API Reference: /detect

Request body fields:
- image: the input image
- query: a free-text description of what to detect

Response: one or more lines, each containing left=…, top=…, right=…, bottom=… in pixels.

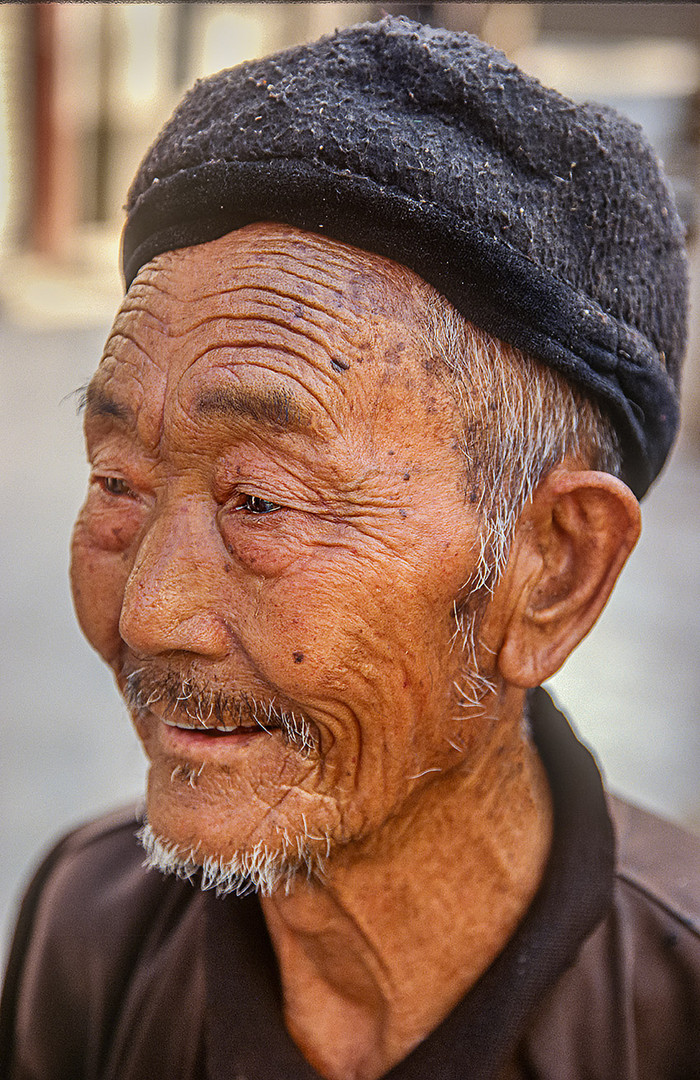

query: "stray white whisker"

left=254, top=712, right=271, bottom=734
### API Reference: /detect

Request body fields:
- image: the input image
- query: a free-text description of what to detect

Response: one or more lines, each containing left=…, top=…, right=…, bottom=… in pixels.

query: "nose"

left=119, top=496, right=233, bottom=660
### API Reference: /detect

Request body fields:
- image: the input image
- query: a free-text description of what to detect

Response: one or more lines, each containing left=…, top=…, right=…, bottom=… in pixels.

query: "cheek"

left=247, top=549, right=454, bottom=716
left=80, top=487, right=145, bottom=552
left=70, top=508, right=133, bottom=667
left=219, top=515, right=300, bottom=578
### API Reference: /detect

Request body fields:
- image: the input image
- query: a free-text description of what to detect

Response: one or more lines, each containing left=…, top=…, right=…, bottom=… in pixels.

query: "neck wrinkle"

left=260, top=687, right=553, bottom=1080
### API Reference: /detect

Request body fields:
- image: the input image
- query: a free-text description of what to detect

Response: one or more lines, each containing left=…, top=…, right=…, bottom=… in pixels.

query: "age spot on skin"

left=384, top=342, right=406, bottom=365
left=292, top=651, right=305, bottom=664
left=330, top=358, right=350, bottom=373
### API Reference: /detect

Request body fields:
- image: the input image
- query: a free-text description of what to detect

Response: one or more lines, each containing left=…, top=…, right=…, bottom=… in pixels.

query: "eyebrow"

left=195, top=385, right=314, bottom=435
left=83, top=382, right=315, bottom=437
left=84, top=383, right=134, bottom=425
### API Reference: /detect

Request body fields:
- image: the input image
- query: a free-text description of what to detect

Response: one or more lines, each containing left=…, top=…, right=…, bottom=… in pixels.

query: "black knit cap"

left=123, top=16, right=687, bottom=497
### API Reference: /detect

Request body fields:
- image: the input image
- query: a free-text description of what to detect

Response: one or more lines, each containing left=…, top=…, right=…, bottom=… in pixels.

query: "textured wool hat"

left=123, top=16, right=688, bottom=497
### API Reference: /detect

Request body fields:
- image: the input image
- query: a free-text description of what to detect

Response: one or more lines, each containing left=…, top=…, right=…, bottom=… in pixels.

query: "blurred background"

left=2, top=2, right=700, bottom=958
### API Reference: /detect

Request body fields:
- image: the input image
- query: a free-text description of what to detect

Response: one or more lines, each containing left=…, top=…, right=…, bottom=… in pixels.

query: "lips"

left=154, top=713, right=280, bottom=766
left=157, top=711, right=284, bottom=754
left=169, top=725, right=262, bottom=738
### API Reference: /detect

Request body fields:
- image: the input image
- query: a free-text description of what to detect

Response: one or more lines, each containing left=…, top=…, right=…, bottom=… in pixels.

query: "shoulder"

left=5, top=804, right=174, bottom=967
left=608, top=795, right=700, bottom=934
left=1, top=806, right=204, bottom=1079
left=521, top=798, right=700, bottom=1079
left=3, top=803, right=148, bottom=973
left=26, top=801, right=147, bottom=889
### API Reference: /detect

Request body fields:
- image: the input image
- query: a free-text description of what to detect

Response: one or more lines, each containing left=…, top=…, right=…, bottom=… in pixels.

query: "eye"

left=236, top=494, right=281, bottom=515
left=98, top=476, right=133, bottom=497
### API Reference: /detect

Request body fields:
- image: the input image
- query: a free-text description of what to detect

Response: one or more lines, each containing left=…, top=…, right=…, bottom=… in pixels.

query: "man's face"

left=71, top=224, right=484, bottom=873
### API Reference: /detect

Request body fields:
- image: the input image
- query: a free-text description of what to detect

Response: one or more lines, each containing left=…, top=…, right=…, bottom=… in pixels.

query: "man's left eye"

left=100, top=476, right=133, bottom=496
left=237, top=494, right=281, bottom=515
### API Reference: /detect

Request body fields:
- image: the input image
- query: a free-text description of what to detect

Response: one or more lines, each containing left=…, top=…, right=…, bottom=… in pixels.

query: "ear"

left=493, top=468, right=641, bottom=688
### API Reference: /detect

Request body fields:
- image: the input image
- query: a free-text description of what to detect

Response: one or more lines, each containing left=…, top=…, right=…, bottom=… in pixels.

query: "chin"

left=141, top=760, right=334, bottom=896
left=137, top=818, right=328, bottom=898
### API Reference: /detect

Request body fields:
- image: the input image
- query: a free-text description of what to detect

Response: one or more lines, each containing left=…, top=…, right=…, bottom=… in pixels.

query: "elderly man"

left=2, top=16, right=699, bottom=1080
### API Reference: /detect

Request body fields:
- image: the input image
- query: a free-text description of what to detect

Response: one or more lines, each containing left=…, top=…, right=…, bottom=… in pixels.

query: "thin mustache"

left=122, top=667, right=317, bottom=757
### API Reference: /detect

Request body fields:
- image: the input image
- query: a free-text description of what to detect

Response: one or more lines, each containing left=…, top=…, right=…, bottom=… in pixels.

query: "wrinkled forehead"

left=107, top=224, right=435, bottom=370
left=153, top=223, right=422, bottom=304
left=115, top=222, right=429, bottom=342
left=87, top=223, right=453, bottom=450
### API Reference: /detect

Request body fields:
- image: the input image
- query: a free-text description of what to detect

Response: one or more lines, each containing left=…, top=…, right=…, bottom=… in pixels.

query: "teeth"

left=161, top=718, right=266, bottom=733
left=162, top=718, right=239, bottom=732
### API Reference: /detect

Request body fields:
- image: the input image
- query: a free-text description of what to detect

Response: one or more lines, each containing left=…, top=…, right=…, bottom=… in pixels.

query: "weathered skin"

left=71, top=223, right=640, bottom=1080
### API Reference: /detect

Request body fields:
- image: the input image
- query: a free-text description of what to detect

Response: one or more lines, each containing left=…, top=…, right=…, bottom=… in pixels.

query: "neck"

left=261, top=687, right=553, bottom=1080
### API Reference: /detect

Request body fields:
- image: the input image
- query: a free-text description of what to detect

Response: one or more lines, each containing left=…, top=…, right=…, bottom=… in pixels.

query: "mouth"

left=121, top=667, right=318, bottom=761
left=152, top=705, right=285, bottom=744
left=148, top=709, right=285, bottom=765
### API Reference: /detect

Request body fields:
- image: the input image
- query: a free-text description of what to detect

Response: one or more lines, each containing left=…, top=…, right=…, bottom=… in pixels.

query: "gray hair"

left=422, top=293, right=623, bottom=595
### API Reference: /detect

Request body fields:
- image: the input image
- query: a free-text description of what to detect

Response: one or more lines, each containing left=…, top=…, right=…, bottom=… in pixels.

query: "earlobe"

left=496, top=468, right=641, bottom=688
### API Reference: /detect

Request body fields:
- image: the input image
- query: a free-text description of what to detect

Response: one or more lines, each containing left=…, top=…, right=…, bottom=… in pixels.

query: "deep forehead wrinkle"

left=180, top=310, right=361, bottom=374
left=104, top=283, right=347, bottom=370
left=199, top=275, right=361, bottom=334
left=226, top=253, right=367, bottom=305
left=230, top=228, right=380, bottom=273
left=128, top=273, right=374, bottom=389
left=205, top=253, right=365, bottom=298
left=107, top=291, right=171, bottom=336
left=246, top=233, right=426, bottom=319
left=142, top=226, right=402, bottom=325
left=148, top=262, right=367, bottom=341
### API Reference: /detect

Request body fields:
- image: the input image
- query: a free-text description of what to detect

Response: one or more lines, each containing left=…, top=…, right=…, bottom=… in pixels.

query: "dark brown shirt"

left=2, top=690, right=699, bottom=1079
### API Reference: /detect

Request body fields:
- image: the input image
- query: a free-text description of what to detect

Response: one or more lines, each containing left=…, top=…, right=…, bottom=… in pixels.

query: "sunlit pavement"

left=2, top=312, right=699, bottom=964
